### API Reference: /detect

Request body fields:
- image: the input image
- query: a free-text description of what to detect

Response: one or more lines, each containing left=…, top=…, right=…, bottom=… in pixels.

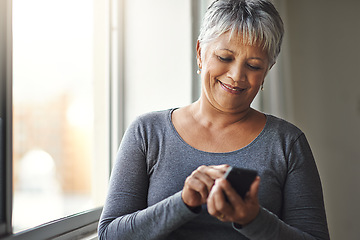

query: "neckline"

left=167, top=108, right=270, bottom=155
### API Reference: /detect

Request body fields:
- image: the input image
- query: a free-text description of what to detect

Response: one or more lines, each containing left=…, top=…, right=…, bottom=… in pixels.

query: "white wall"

left=121, top=1, right=360, bottom=238
left=123, top=0, right=192, bottom=127
left=283, top=1, right=360, bottom=239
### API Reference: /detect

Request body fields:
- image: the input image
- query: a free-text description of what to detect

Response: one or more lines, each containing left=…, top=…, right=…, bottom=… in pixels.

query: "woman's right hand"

left=182, top=164, right=229, bottom=208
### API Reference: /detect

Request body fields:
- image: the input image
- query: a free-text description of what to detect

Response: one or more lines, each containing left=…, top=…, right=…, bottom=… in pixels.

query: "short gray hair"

left=198, top=0, right=284, bottom=65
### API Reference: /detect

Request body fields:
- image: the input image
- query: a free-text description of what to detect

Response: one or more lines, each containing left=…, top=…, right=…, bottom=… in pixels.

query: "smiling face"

left=197, top=31, right=271, bottom=114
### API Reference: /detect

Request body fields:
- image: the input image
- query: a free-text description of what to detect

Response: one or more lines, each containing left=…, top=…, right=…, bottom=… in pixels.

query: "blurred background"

left=9, top=0, right=360, bottom=239
left=12, top=0, right=106, bottom=232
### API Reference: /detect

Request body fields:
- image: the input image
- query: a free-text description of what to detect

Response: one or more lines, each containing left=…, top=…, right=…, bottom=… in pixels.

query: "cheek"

left=250, top=71, right=267, bottom=85
left=204, top=59, right=227, bottom=78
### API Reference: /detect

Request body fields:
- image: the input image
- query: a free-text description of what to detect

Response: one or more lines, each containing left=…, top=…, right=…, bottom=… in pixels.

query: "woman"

left=98, top=0, right=330, bottom=239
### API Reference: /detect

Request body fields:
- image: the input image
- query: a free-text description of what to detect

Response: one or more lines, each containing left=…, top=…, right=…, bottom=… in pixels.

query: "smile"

left=219, top=81, right=245, bottom=94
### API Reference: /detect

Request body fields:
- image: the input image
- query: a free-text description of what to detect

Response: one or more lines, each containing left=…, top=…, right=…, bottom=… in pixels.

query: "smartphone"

left=223, top=166, right=258, bottom=199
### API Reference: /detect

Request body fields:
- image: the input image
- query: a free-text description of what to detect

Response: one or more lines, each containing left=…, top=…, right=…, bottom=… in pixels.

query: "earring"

left=197, top=69, right=201, bottom=74
left=261, top=84, right=264, bottom=91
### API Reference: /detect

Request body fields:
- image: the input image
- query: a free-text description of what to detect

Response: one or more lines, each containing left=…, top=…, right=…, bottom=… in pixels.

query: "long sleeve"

left=97, top=118, right=198, bottom=240
left=235, top=134, right=330, bottom=240
left=97, top=110, right=330, bottom=240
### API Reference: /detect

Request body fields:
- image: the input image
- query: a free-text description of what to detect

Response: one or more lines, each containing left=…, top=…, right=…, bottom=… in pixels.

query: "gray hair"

left=198, top=0, right=284, bottom=65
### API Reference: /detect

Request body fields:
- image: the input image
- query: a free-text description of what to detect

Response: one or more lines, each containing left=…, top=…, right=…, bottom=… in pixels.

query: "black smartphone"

left=223, top=166, right=258, bottom=199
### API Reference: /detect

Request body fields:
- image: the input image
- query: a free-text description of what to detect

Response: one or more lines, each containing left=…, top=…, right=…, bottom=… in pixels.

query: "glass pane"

left=12, top=0, right=108, bottom=232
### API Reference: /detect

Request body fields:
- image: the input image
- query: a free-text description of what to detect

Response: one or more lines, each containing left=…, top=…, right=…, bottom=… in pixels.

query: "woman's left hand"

left=207, top=176, right=261, bottom=226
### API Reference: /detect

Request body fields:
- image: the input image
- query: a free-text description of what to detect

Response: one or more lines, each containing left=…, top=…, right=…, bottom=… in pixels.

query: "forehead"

left=209, top=32, right=268, bottom=57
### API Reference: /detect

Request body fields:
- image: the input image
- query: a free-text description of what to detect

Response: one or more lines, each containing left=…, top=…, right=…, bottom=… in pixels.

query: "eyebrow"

left=218, top=48, right=235, bottom=53
left=249, top=57, right=266, bottom=62
left=218, top=48, right=266, bottom=62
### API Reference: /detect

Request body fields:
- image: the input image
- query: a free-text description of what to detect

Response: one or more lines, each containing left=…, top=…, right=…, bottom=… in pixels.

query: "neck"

left=190, top=99, right=257, bottom=129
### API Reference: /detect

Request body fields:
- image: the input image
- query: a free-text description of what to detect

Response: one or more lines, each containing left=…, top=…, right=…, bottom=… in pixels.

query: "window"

left=0, top=0, right=206, bottom=239
left=1, top=0, right=111, bottom=238
left=11, top=0, right=109, bottom=233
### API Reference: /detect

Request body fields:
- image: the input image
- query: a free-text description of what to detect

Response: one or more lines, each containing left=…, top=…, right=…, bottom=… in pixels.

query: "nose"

left=228, top=64, right=245, bottom=83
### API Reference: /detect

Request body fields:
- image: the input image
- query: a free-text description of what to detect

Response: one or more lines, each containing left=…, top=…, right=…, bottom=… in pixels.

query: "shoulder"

left=261, top=114, right=307, bottom=151
left=265, top=114, right=303, bottom=137
left=125, top=108, right=174, bottom=138
left=131, top=109, right=173, bottom=128
left=120, top=109, right=175, bottom=151
left=259, top=115, right=315, bottom=174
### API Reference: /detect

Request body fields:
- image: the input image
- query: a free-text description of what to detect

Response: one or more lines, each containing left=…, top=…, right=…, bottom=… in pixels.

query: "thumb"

left=247, top=176, right=260, bottom=200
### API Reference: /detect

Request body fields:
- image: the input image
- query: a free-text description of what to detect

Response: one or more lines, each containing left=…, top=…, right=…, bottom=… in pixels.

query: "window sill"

left=1, top=208, right=102, bottom=240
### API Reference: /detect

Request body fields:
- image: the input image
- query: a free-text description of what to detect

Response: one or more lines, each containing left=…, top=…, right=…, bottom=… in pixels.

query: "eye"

left=247, top=64, right=262, bottom=70
left=218, top=56, right=232, bottom=62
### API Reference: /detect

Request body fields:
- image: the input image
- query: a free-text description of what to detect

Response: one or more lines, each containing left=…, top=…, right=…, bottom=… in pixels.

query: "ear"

left=196, top=40, right=202, bottom=69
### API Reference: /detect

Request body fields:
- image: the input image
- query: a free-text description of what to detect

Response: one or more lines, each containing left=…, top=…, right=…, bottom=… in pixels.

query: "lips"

left=218, top=81, right=245, bottom=94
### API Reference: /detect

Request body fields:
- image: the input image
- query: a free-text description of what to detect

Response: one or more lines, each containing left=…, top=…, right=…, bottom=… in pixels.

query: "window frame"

left=1, top=209, right=102, bottom=240
left=0, top=0, right=13, bottom=237
left=0, top=0, right=121, bottom=239
left=0, top=0, right=204, bottom=238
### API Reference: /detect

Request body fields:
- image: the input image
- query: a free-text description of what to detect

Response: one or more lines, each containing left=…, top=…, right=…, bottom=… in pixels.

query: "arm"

left=207, top=134, right=330, bottom=240
left=238, top=134, right=329, bottom=239
left=97, top=120, right=198, bottom=240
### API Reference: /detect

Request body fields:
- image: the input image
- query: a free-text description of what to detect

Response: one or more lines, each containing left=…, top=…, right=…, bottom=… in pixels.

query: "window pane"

left=12, top=0, right=109, bottom=232
left=122, top=0, right=192, bottom=126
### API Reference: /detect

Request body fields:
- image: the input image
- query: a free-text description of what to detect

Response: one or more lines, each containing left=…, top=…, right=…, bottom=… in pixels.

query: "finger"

left=193, top=166, right=217, bottom=192
left=207, top=196, right=226, bottom=222
left=208, top=179, right=234, bottom=220
left=202, top=165, right=229, bottom=179
left=186, top=175, right=211, bottom=201
left=182, top=177, right=202, bottom=206
left=182, top=166, right=231, bottom=208
left=209, top=164, right=230, bottom=172
left=188, top=165, right=230, bottom=199
left=207, top=183, right=225, bottom=220
left=206, top=188, right=216, bottom=215
left=247, top=176, right=260, bottom=200
left=213, top=182, right=228, bottom=210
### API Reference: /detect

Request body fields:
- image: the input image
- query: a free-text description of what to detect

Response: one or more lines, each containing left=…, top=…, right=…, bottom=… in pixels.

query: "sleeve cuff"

left=232, top=207, right=275, bottom=238
left=175, top=191, right=202, bottom=216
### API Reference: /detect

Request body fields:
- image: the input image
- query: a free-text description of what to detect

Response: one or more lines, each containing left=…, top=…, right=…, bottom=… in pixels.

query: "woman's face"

left=197, top=32, right=271, bottom=114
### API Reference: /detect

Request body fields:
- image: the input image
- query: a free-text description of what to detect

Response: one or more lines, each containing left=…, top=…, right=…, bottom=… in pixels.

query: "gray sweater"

left=98, top=109, right=330, bottom=240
